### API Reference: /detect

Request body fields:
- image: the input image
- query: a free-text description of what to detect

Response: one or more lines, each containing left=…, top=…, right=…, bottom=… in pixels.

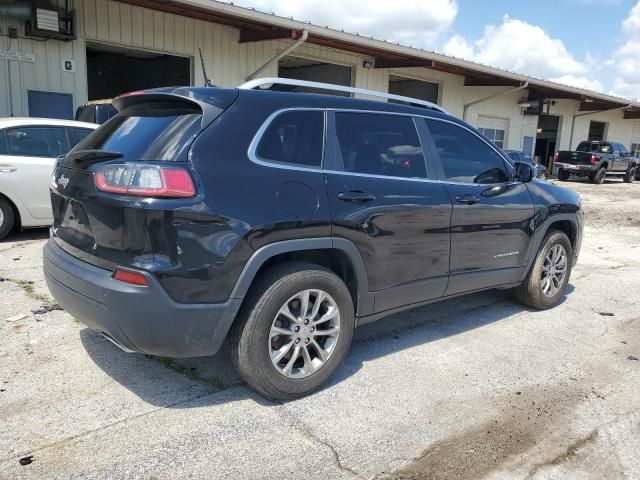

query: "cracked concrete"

left=1, top=179, right=640, bottom=479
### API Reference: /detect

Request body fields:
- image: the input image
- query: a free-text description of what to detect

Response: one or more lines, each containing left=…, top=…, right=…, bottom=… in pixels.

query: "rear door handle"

left=337, top=191, right=376, bottom=202
left=0, top=166, right=16, bottom=173
left=455, top=194, right=480, bottom=205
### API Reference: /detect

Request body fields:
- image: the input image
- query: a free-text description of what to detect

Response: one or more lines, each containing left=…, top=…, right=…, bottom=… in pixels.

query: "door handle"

left=0, top=166, right=17, bottom=173
left=337, top=191, right=376, bottom=202
left=455, top=194, right=480, bottom=205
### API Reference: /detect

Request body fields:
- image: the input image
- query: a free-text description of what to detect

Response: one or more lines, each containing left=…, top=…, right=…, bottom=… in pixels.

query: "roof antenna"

left=198, top=48, right=213, bottom=87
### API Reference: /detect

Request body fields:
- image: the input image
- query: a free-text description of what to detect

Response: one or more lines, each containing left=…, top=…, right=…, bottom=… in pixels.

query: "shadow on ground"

left=80, top=285, right=575, bottom=407
left=0, top=228, right=49, bottom=243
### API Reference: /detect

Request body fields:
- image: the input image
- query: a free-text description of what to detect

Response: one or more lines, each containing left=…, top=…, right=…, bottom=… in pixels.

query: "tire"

left=591, top=166, right=607, bottom=184
left=623, top=166, right=636, bottom=183
left=557, top=169, right=570, bottom=181
left=0, top=197, right=15, bottom=241
left=230, top=263, right=355, bottom=400
left=538, top=170, right=548, bottom=180
left=515, top=231, right=573, bottom=310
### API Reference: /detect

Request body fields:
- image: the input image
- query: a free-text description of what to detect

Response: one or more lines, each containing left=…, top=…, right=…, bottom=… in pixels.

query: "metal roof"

left=119, top=0, right=640, bottom=116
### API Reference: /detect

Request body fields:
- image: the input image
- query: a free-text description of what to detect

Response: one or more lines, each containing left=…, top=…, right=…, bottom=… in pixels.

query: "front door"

left=325, top=111, right=452, bottom=313
left=423, top=118, right=535, bottom=295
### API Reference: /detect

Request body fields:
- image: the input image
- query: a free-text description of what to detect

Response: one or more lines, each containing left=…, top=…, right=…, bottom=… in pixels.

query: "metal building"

left=2, top=0, right=640, bottom=170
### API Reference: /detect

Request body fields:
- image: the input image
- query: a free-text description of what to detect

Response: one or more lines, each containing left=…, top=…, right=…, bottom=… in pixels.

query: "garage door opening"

left=86, top=44, right=191, bottom=100
left=388, top=76, right=439, bottom=105
left=277, top=56, right=352, bottom=96
left=535, top=114, right=559, bottom=169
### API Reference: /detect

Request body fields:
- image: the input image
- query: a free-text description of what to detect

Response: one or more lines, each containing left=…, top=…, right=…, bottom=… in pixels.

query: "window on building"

left=5, top=126, right=70, bottom=157
left=477, top=127, right=506, bottom=149
left=334, top=112, right=427, bottom=179
left=256, top=111, right=324, bottom=167
left=631, top=143, right=640, bottom=159
left=426, top=119, right=509, bottom=184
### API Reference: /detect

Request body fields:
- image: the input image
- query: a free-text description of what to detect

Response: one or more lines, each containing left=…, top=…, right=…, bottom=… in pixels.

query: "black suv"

left=44, top=79, right=583, bottom=399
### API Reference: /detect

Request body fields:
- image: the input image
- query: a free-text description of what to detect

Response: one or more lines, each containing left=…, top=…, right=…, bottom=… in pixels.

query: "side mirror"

left=514, top=162, right=534, bottom=183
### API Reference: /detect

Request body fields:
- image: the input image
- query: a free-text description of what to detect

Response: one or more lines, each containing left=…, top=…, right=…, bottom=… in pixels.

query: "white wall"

left=0, top=0, right=637, bottom=154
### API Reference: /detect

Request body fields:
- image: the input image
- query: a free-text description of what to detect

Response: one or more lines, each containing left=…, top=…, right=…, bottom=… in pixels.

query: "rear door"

left=325, top=110, right=452, bottom=314
left=0, top=125, right=70, bottom=220
left=423, top=118, right=535, bottom=295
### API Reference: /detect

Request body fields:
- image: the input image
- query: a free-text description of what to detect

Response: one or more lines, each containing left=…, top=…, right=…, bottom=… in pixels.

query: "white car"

left=0, top=118, right=98, bottom=239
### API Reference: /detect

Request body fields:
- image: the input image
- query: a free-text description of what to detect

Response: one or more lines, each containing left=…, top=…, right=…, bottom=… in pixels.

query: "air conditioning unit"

left=25, top=0, right=75, bottom=41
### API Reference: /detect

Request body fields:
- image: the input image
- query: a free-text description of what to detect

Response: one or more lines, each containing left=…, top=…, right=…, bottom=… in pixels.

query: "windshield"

left=576, top=141, right=610, bottom=153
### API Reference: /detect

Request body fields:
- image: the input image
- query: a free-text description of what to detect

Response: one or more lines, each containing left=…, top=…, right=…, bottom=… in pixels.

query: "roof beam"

left=464, top=77, right=522, bottom=87
left=579, top=101, right=627, bottom=111
left=239, top=28, right=301, bottom=43
left=373, top=58, right=435, bottom=69
left=623, top=109, right=640, bottom=119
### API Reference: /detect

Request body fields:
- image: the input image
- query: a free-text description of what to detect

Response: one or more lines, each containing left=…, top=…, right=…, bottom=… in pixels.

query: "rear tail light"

left=591, top=155, right=598, bottom=164
left=113, top=268, right=148, bottom=286
left=554, top=153, right=559, bottom=161
left=95, top=164, right=196, bottom=198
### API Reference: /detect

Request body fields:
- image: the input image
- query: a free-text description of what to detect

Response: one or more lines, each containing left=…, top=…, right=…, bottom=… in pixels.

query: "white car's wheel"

left=0, top=198, right=15, bottom=240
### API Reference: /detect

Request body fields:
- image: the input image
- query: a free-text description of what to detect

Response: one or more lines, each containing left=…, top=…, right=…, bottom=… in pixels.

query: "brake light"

left=591, top=155, right=598, bottom=164
left=116, top=90, right=145, bottom=98
left=554, top=152, right=559, bottom=161
left=113, top=269, right=148, bottom=286
left=94, top=164, right=196, bottom=198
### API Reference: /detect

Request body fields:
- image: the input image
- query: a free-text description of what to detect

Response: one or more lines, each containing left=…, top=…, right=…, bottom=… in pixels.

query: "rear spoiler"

left=112, top=88, right=239, bottom=129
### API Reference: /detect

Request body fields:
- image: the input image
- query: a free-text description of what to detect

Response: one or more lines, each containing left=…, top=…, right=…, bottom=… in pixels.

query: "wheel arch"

left=230, top=238, right=373, bottom=317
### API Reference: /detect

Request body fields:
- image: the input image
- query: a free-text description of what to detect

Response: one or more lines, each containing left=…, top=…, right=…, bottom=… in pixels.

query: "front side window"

left=426, top=120, right=509, bottom=184
left=255, top=110, right=324, bottom=168
left=5, top=126, right=70, bottom=157
left=334, top=112, right=427, bottom=179
left=0, top=131, right=7, bottom=155
left=478, top=127, right=505, bottom=149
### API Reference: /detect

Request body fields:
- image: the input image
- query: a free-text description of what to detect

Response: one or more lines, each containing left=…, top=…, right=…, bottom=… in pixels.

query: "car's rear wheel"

left=0, top=198, right=15, bottom=241
left=557, top=169, right=570, bottom=181
left=515, top=230, right=573, bottom=310
left=623, top=166, right=636, bottom=183
left=591, top=167, right=607, bottom=184
left=230, top=263, right=355, bottom=400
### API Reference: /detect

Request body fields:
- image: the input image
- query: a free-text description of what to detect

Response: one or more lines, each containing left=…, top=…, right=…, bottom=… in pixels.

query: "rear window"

left=75, top=113, right=202, bottom=162
left=577, top=142, right=610, bottom=153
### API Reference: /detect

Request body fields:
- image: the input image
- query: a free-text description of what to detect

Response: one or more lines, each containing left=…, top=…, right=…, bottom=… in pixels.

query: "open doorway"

left=588, top=121, right=607, bottom=142
left=535, top=114, right=559, bottom=170
left=86, top=44, right=191, bottom=100
left=388, top=75, right=439, bottom=104
left=277, top=56, right=352, bottom=96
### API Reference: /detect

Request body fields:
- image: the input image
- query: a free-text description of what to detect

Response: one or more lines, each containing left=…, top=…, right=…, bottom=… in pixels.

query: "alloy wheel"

left=269, top=289, right=341, bottom=379
left=540, top=244, right=568, bottom=297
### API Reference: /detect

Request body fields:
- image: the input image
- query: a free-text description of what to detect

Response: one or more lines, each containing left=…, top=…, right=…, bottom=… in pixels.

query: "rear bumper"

left=43, top=239, right=242, bottom=358
left=555, top=163, right=595, bottom=173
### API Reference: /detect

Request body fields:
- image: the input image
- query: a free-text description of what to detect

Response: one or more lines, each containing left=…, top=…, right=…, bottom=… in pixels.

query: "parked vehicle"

left=75, top=100, right=117, bottom=125
left=505, top=150, right=548, bottom=179
left=0, top=118, right=98, bottom=240
left=555, top=141, right=638, bottom=184
left=44, top=78, right=583, bottom=399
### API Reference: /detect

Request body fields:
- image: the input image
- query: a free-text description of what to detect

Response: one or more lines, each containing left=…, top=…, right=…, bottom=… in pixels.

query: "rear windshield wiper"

left=67, top=149, right=124, bottom=164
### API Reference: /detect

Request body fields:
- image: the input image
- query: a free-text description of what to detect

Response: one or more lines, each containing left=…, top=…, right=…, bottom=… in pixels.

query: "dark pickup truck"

left=555, top=141, right=638, bottom=184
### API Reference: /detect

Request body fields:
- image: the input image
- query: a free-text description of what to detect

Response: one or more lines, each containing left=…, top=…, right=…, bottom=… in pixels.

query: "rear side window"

left=76, top=113, right=202, bottom=162
left=426, top=119, right=508, bottom=184
left=68, top=127, right=94, bottom=148
left=0, top=131, right=7, bottom=155
left=255, top=110, right=324, bottom=167
left=5, top=126, right=70, bottom=157
left=334, top=112, right=427, bottom=179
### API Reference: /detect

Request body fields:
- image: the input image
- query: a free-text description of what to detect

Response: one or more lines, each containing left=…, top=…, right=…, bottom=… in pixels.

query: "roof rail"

left=238, top=77, right=448, bottom=113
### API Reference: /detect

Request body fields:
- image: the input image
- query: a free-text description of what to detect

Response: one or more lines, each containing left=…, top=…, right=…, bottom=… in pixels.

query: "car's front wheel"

left=230, top=263, right=355, bottom=400
left=0, top=198, right=15, bottom=241
left=516, top=230, right=573, bottom=310
left=623, top=166, right=636, bottom=183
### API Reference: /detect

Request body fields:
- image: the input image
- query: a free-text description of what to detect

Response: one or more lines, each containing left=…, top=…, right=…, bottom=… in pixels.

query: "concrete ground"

left=1, top=177, right=639, bottom=480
